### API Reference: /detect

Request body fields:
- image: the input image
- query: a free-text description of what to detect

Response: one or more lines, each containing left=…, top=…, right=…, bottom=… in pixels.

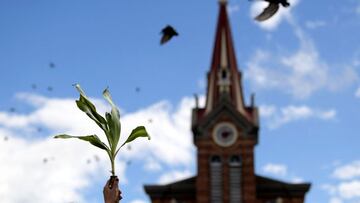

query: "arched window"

left=210, top=155, right=222, bottom=203
left=229, top=155, right=242, bottom=203
left=211, top=155, right=221, bottom=164
left=222, top=69, right=227, bottom=79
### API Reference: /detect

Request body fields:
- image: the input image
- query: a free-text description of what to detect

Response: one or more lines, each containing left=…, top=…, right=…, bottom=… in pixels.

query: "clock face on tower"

left=212, top=122, right=238, bottom=147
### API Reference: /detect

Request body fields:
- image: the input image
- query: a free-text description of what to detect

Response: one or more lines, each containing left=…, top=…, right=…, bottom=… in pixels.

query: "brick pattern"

left=196, top=116, right=257, bottom=203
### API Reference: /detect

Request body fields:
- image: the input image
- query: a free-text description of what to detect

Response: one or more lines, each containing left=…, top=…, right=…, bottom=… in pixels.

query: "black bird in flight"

left=127, top=145, right=132, bottom=151
left=49, top=62, right=55, bottom=69
left=160, top=25, right=178, bottom=45
left=94, top=155, right=100, bottom=162
left=135, top=87, right=141, bottom=93
left=253, top=0, right=290, bottom=22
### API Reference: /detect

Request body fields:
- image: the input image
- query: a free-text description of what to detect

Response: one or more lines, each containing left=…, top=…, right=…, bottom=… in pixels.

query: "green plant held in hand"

left=54, top=84, right=150, bottom=176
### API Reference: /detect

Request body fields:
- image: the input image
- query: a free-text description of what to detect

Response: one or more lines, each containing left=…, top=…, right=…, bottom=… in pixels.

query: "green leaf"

left=103, top=88, right=121, bottom=152
left=120, top=126, right=150, bottom=148
left=54, top=134, right=109, bottom=151
left=73, top=84, right=108, bottom=132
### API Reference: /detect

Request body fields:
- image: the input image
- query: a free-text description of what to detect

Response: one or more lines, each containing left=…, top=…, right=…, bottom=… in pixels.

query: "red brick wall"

left=195, top=116, right=257, bottom=203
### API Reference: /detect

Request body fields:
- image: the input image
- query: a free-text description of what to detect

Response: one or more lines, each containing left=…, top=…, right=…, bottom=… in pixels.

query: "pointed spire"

left=204, top=1, right=246, bottom=115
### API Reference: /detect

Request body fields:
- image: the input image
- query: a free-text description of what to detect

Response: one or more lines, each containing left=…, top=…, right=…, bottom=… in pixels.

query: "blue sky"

left=1, top=0, right=360, bottom=203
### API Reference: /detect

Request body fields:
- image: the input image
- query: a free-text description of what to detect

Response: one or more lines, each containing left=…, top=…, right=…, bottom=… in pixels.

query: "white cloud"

left=291, top=176, right=304, bottom=183
left=338, top=180, right=360, bottom=199
left=119, top=96, right=204, bottom=167
left=250, top=0, right=299, bottom=31
left=259, top=105, right=276, bottom=117
left=305, top=20, right=327, bottom=29
left=354, top=57, right=360, bottom=67
left=143, top=157, right=162, bottom=172
left=356, top=3, right=360, bottom=15
left=0, top=94, right=125, bottom=203
left=245, top=23, right=358, bottom=99
left=197, top=78, right=206, bottom=91
left=227, top=4, right=239, bottom=15
left=0, top=93, right=204, bottom=203
left=245, top=51, right=278, bottom=88
left=355, top=87, right=360, bottom=98
left=329, top=197, right=343, bottom=203
left=333, top=161, right=360, bottom=180
left=261, top=163, right=305, bottom=184
left=259, top=104, right=336, bottom=129
left=0, top=128, right=126, bottom=203
left=322, top=184, right=338, bottom=196
left=277, top=105, right=312, bottom=120
left=323, top=161, right=360, bottom=203
left=262, top=163, right=288, bottom=176
left=328, top=67, right=359, bottom=92
left=319, top=110, right=337, bottom=120
left=129, top=199, right=147, bottom=203
left=157, top=170, right=193, bottom=185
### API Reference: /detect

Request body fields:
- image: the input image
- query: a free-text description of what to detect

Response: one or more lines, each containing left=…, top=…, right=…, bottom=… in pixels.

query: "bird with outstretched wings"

left=253, top=0, right=290, bottom=22
left=160, top=25, right=178, bottom=45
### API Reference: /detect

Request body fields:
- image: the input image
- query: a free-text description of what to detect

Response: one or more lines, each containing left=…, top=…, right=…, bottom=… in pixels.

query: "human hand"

left=103, top=176, right=122, bottom=203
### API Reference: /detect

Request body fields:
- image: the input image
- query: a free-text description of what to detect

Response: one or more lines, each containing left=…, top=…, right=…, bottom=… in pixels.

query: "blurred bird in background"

left=31, top=84, right=37, bottom=90
left=252, top=0, right=290, bottom=21
left=135, top=87, right=141, bottom=93
left=160, top=25, right=178, bottom=45
left=49, top=62, right=55, bottom=69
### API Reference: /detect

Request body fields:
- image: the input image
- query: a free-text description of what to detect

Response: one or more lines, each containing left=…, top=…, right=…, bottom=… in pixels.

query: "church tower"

left=144, top=1, right=311, bottom=202
left=191, top=0, right=259, bottom=202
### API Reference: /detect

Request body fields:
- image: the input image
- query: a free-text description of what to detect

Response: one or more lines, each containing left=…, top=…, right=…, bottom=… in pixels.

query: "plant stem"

left=111, top=157, right=115, bottom=176
left=107, top=150, right=115, bottom=176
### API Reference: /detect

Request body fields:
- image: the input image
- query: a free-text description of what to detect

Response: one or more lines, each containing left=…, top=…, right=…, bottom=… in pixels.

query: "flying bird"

left=253, top=0, right=290, bottom=22
left=9, top=107, right=16, bottom=113
left=47, top=86, right=53, bottom=92
left=160, top=25, right=178, bottom=45
left=135, top=87, right=141, bottom=93
left=43, top=157, right=55, bottom=163
left=31, top=84, right=37, bottom=90
left=49, top=62, right=55, bottom=69
left=94, top=155, right=100, bottom=162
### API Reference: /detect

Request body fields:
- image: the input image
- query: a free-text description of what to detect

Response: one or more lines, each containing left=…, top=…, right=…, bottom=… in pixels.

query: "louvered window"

left=229, top=155, right=242, bottom=203
left=210, top=155, right=222, bottom=203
